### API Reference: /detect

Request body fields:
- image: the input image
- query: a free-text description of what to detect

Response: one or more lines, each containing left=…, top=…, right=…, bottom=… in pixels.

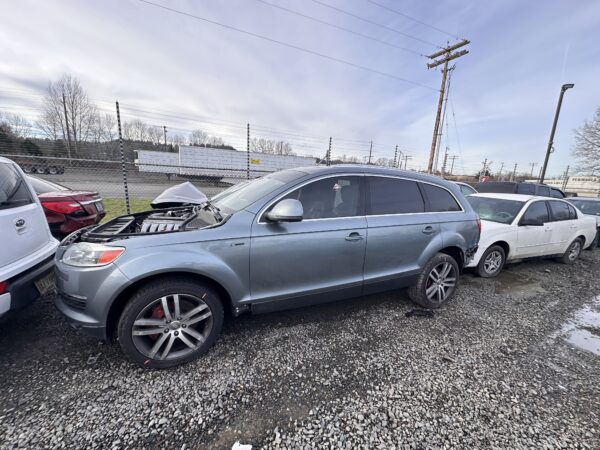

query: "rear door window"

left=517, top=184, right=536, bottom=195
left=367, top=177, right=425, bottom=215
left=521, top=201, right=549, bottom=224
left=421, top=183, right=462, bottom=212
left=548, top=200, right=570, bottom=222
left=0, top=163, right=34, bottom=210
left=567, top=203, right=577, bottom=220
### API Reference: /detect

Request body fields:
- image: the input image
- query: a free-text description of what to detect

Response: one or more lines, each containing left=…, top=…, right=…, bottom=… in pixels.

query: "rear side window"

left=537, top=186, right=550, bottom=197
left=517, top=184, right=536, bottom=195
left=567, top=204, right=577, bottom=219
left=550, top=188, right=565, bottom=198
left=421, top=183, right=461, bottom=212
left=548, top=201, right=570, bottom=221
left=521, top=201, right=549, bottom=224
left=459, top=184, right=477, bottom=196
left=367, top=177, right=425, bottom=215
left=0, top=163, right=34, bottom=210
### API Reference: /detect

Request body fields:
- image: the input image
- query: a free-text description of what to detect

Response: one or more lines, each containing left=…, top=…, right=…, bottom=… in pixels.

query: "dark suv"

left=474, top=181, right=565, bottom=198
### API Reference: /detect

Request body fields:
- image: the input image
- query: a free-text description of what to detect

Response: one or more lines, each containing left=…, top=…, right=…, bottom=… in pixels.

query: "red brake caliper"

left=148, top=305, right=165, bottom=340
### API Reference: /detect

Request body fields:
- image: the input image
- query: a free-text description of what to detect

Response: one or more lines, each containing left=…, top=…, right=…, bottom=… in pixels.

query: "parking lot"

left=1, top=251, right=599, bottom=449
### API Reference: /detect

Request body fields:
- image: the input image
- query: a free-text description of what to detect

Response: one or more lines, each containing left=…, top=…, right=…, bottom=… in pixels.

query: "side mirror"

left=520, top=218, right=543, bottom=226
left=266, top=199, right=303, bottom=222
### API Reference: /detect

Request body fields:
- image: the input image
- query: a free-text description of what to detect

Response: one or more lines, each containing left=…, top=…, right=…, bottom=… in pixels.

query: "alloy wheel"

left=568, top=241, right=581, bottom=261
left=425, top=262, right=456, bottom=305
left=483, top=250, right=503, bottom=274
left=131, top=293, right=213, bottom=361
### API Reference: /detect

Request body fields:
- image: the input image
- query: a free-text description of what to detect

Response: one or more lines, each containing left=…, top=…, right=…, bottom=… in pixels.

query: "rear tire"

left=408, top=253, right=460, bottom=309
left=558, top=238, right=583, bottom=264
left=117, top=277, right=224, bottom=369
left=476, top=245, right=506, bottom=278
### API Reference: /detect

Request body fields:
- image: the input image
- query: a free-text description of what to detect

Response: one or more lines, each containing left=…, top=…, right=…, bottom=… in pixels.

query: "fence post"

left=327, top=137, right=332, bottom=166
left=115, top=101, right=131, bottom=215
left=247, top=123, right=250, bottom=180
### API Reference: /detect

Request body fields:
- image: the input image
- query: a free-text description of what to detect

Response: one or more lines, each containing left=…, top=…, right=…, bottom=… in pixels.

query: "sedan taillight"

left=0, top=280, right=8, bottom=295
left=476, top=217, right=482, bottom=234
left=42, top=201, right=84, bottom=215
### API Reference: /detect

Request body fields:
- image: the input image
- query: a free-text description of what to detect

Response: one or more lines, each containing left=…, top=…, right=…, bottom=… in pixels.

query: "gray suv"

left=54, top=166, right=480, bottom=368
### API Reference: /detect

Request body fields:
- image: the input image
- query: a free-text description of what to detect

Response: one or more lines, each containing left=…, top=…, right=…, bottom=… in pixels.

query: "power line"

left=137, top=0, right=437, bottom=91
left=366, top=0, right=463, bottom=41
left=254, top=0, right=422, bottom=56
left=309, top=0, right=442, bottom=48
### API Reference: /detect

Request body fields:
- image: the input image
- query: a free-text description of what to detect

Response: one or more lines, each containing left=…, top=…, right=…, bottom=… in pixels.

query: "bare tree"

left=37, top=74, right=97, bottom=154
left=251, top=138, right=294, bottom=155
left=90, top=112, right=117, bottom=143
left=190, top=129, right=209, bottom=146
left=572, top=106, right=600, bottom=173
left=122, top=119, right=149, bottom=141
left=3, top=113, right=33, bottom=138
left=147, top=126, right=163, bottom=145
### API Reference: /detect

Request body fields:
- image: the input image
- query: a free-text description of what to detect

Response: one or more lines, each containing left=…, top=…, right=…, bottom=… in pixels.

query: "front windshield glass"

left=213, top=169, right=306, bottom=212
left=570, top=200, right=600, bottom=216
left=467, top=196, right=525, bottom=224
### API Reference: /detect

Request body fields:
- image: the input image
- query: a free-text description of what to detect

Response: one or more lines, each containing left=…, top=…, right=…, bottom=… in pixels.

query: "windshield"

left=211, top=180, right=250, bottom=203
left=467, top=196, right=525, bottom=224
left=213, top=170, right=306, bottom=212
left=570, top=200, right=600, bottom=216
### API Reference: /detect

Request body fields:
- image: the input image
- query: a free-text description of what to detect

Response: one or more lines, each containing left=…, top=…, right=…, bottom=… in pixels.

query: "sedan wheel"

left=559, top=238, right=583, bottom=265
left=408, top=253, right=460, bottom=309
left=477, top=245, right=506, bottom=278
left=118, top=278, right=224, bottom=369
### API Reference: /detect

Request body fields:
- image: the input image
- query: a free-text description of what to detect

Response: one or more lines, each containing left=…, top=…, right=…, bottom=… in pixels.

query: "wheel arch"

left=105, top=271, right=234, bottom=340
left=438, top=246, right=465, bottom=271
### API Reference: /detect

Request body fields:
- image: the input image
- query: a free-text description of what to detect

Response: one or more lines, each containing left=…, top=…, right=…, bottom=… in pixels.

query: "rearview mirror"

left=520, top=218, right=543, bottom=226
left=266, top=199, right=303, bottom=222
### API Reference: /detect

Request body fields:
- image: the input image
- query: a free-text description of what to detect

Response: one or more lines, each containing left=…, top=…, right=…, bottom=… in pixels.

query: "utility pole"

left=479, top=158, right=489, bottom=181
left=403, top=154, right=412, bottom=170
left=540, top=83, right=575, bottom=183
left=246, top=123, right=250, bottom=179
left=368, top=141, right=373, bottom=164
left=562, top=165, right=570, bottom=191
left=327, top=137, right=332, bottom=166
left=163, top=126, right=168, bottom=151
left=61, top=93, right=73, bottom=161
left=512, top=163, right=518, bottom=181
left=441, top=148, right=449, bottom=175
left=449, top=155, right=458, bottom=175
left=529, top=162, right=538, bottom=178
left=426, top=40, right=470, bottom=174
left=498, top=162, right=504, bottom=179
left=393, top=145, right=398, bottom=168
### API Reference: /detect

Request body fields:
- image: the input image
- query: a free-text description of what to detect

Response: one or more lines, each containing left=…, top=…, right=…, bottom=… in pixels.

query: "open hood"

left=151, top=182, right=208, bottom=207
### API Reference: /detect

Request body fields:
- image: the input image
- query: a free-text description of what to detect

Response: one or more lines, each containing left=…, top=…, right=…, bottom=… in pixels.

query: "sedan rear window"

left=570, top=200, right=600, bottom=215
left=467, top=196, right=525, bottom=224
left=27, top=176, right=69, bottom=194
left=0, top=163, right=33, bottom=210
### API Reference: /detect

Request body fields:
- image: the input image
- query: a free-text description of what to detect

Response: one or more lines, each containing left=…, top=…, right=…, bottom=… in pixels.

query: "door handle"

left=422, top=226, right=434, bottom=235
left=345, top=232, right=364, bottom=242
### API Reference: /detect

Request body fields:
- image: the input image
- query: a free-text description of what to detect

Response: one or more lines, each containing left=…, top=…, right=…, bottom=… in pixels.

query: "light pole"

left=539, top=83, right=574, bottom=183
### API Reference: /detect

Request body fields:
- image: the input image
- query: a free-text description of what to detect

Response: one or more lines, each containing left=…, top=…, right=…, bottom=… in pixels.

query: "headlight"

left=62, top=243, right=125, bottom=267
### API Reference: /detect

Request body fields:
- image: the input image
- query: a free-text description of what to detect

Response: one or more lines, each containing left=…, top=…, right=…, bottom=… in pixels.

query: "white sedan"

left=466, top=193, right=597, bottom=277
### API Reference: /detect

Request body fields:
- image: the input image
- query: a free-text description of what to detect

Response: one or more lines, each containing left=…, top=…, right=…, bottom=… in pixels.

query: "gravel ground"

left=1, top=252, right=600, bottom=449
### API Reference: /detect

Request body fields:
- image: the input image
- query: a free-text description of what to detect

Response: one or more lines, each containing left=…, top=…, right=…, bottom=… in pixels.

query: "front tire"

left=408, top=253, right=460, bottom=309
left=117, top=277, right=224, bottom=369
left=558, top=238, right=583, bottom=264
left=476, top=245, right=506, bottom=278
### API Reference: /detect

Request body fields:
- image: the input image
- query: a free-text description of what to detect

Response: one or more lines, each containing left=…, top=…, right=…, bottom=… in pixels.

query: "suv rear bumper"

left=1, top=255, right=55, bottom=316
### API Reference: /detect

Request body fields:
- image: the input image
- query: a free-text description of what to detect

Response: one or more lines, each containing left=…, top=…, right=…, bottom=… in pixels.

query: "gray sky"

left=1, top=0, right=600, bottom=176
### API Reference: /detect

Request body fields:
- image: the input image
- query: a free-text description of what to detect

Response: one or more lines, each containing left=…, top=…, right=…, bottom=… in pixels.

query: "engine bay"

left=71, top=206, right=222, bottom=243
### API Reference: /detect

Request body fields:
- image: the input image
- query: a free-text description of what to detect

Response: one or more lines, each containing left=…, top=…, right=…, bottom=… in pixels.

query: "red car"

left=26, top=176, right=106, bottom=236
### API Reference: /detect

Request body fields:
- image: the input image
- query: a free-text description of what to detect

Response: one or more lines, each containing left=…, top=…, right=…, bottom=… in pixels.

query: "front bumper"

left=2, top=255, right=55, bottom=315
left=53, top=256, right=132, bottom=341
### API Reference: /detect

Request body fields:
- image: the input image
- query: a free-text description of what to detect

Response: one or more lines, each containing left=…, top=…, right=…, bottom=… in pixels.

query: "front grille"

left=61, top=293, right=87, bottom=310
